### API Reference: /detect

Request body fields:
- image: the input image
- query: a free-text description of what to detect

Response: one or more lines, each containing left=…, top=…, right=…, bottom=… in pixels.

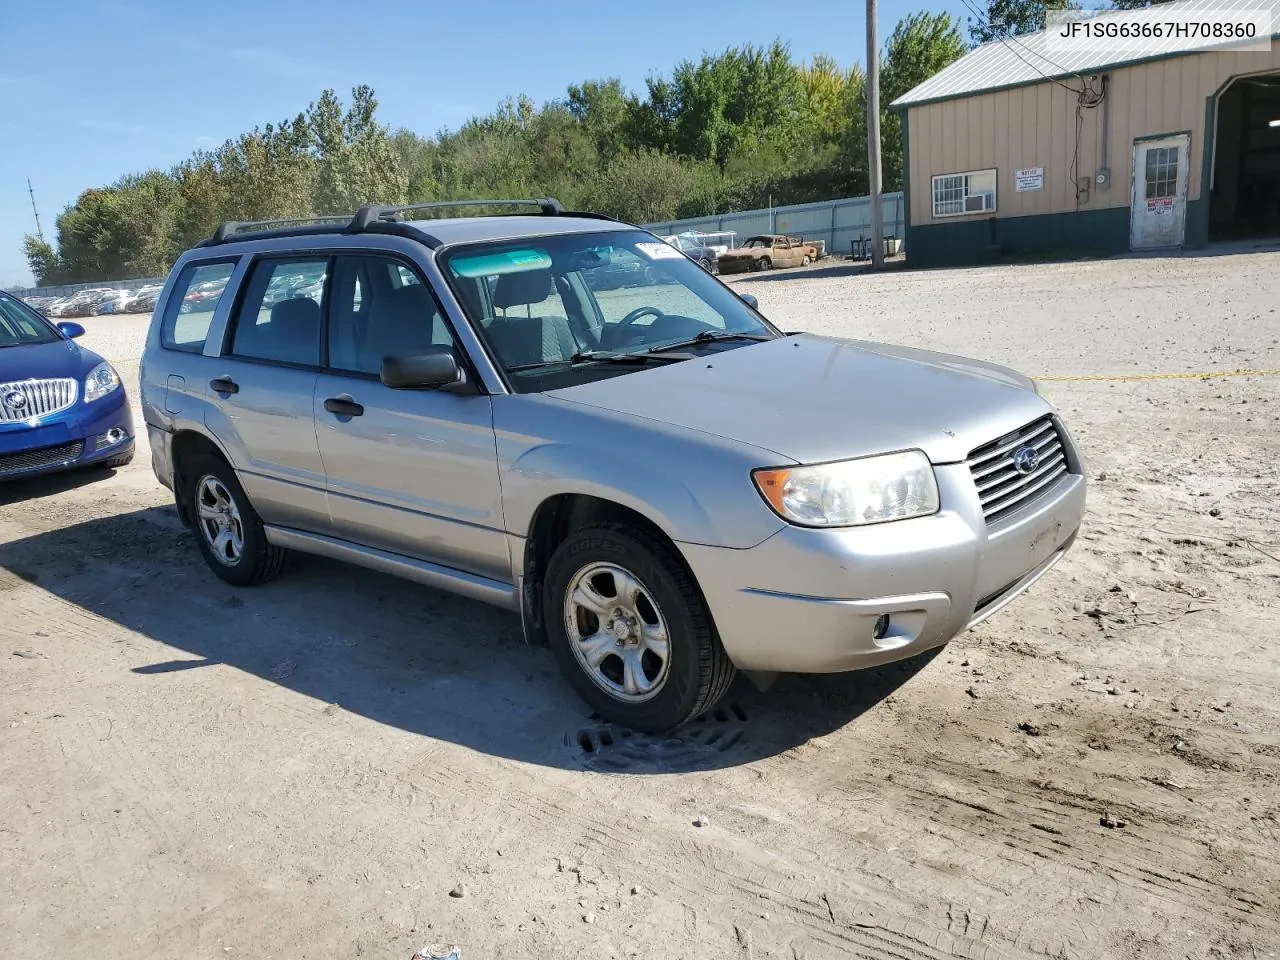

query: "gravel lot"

left=2, top=250, right=1279, bottom=960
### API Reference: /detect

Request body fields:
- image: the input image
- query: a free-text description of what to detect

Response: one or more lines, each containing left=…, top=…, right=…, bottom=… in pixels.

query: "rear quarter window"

left=160, top=260, right=237, bottom=353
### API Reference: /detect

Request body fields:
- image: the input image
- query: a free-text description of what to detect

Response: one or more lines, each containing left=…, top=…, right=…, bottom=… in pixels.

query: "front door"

left=313, top=254, right=510, bottom=583
left=1131, top=134, right=1190, bottom=249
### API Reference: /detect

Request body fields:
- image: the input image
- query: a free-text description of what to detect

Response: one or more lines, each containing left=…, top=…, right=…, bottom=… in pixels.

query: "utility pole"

left=865, top=0, right=885, bottom=268
left=28, top=179, right=44, bottom=242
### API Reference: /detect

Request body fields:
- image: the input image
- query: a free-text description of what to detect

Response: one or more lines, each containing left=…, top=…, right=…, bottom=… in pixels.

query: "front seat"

left=360, top=282, right=441, bottom=369
left=485, top=269, right=578, bottom=367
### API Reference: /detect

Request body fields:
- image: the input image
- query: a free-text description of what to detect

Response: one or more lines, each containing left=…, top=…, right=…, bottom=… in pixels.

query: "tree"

left=880, top=13, right=967, bottom=189
left=23, top=235, right=63, bottom=286
left=968, top=0, right=1078, bottom=43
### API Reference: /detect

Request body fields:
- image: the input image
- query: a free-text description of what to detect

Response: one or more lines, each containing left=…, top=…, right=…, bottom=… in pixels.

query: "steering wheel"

left=618, top=306, right=665, bottom=327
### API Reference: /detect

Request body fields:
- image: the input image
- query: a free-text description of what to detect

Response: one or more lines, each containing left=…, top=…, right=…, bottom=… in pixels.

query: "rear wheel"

left=186, top=454, right=288, bottom=586
left=544, top=523, right=735, bottom=732
left=698, top=258, right=713, bottom=272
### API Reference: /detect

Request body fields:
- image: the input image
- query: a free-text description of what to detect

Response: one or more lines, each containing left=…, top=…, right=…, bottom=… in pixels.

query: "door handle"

left=324, top=396, right=364, bottom=417
left=209, top=376, right=239, bottom=395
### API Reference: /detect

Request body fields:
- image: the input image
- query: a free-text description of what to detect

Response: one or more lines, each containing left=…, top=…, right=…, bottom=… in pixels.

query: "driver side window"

left=583, top=248, right=725, bottom=335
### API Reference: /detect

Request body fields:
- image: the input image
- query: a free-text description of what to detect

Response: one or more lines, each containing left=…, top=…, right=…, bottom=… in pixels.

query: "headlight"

left=752, top=450, right=939, bottom=527
left=84, top=361, right=121, bottom=403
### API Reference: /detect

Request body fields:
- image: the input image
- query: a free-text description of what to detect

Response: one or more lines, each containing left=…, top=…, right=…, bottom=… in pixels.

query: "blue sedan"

left=0, top=290, right=134, bottom=482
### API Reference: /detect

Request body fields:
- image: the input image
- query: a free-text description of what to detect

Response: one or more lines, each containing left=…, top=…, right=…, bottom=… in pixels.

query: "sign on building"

left=1015, top=167, right=1045, bottom=192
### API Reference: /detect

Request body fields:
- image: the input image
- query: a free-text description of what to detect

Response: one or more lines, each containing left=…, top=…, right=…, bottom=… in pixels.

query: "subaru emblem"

left=3, top=390, right=27, bottom=412
left=1012, top=444, right=1040, bottom=475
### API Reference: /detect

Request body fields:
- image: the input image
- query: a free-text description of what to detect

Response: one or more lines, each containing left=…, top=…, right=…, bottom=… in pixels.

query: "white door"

left=1130, top=134, right=1190, bottom=249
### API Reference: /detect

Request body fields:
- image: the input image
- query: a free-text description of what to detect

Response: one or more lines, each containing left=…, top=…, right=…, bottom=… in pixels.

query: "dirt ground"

left=2, top=250, right=1278, bottom=960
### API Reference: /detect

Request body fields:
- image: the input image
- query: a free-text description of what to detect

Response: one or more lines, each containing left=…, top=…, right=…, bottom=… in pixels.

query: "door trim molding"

left=264, top=524, right=519, bottom=611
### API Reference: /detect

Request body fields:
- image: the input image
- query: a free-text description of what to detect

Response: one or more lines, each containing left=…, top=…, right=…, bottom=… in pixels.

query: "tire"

left=543, top=523, right=735, bottom=733
left=698, top=258, right=713, bottom=272
left=185, top=454, right=288, bottom=586
left=756, top=257, right=772, bottom=271
left=802, top=255, right=812, bottom=266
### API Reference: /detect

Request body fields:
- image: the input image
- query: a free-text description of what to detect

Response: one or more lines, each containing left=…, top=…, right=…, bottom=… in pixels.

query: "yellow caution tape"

left=1032, top=368, right=1280, bottom=383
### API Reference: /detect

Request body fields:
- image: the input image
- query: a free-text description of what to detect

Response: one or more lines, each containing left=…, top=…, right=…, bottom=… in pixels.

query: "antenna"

left=28, top=179, right=44, bottom=241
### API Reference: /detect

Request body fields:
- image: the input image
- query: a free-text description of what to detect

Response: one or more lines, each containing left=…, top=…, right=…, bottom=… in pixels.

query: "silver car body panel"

left=139, top=215, right=1088, bottom=678
left=544, top=334, right=1051, bottom=466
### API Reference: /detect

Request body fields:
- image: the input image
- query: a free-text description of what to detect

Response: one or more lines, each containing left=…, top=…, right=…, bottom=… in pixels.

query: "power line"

left=957, top=0, right=1087, bottom=94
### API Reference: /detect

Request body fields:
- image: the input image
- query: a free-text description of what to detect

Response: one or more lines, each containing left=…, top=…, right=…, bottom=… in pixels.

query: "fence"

left=9, top=193, right=906, bottom=298
left=11, top=275, right=166, bottom=300
left=644, top=192, right=905, bottom=258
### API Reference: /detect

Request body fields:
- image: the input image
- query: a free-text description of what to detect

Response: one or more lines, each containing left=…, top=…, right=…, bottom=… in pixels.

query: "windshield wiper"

left=505, top=350, right=682, bottom=373
left=647, top=330, right=774, bottom=354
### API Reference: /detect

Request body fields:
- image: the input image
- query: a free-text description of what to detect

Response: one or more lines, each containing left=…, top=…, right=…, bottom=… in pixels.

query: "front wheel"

left=544, top=523, right=735, bottom=733
left=802, top=255, right=812, bottom=266
left=756, top=257, right=772, bottom=271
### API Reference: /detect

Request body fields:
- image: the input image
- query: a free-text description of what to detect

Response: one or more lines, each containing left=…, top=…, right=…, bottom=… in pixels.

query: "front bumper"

left=717, top=259, right=755, bottom=275
left=0, top=387, right=135, bottom=481
left=677, top=465, right=1086, bottom=673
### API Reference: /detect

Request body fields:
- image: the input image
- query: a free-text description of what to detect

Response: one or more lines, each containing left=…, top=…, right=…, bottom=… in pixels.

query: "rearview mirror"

left=57, top=322, right=86, bottom=339
left=739, top=293, right=759, bottom=310
left=381, top=349, right=463, bottom=390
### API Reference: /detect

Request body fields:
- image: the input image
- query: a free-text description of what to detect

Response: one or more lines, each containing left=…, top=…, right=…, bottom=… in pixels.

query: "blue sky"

left=1, top=0, right=969, bottom=287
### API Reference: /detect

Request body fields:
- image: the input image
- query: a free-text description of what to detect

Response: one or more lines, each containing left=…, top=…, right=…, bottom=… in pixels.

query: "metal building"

left=891, top=0, right=1280, bottom=265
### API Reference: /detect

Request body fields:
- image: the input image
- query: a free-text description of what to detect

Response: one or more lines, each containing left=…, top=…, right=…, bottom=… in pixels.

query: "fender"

left=501, top=441, right=782, bottom=549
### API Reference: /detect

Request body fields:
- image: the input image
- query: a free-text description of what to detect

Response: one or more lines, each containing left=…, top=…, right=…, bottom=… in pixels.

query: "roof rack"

left=349, top=197, right=566, bottom=230
left=200, top=197, right=626, bottom=247
left=207, top=215, right=350, bottom=245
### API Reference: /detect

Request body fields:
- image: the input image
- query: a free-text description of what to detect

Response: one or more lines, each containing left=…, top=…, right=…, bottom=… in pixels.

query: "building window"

left=931, top=169, right=997, bottom=217
left=1145, top=147, right=1179, bottom=199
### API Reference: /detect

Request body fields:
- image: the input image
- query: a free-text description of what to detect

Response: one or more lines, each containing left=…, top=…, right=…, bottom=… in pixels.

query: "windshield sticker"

left=635, top=242, right=684, bottom=261
left=451, top=249, right=552, bottom=278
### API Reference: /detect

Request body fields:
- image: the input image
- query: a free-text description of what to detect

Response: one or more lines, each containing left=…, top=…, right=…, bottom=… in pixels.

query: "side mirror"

left=739, top=293, right=759, bottom=310
left=58, top=322, right=86, bottom=339
left=380, top=349, right=463, bottom=390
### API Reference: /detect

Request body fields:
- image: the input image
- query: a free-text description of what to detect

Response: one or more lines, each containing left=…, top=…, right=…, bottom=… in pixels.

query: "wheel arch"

left=168, top=429, right=234, bottom=529
left=520, top=493, right=711, bottom=648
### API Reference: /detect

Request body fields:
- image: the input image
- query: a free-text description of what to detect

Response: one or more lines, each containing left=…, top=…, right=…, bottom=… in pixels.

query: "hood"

left=546, top=334, right=1051, bottom=465
left=0, top=338, right=99, bottom=384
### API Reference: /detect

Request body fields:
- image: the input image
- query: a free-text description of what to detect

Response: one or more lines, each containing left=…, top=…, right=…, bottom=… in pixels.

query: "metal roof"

left=892, top=0, right=1280, bottom=108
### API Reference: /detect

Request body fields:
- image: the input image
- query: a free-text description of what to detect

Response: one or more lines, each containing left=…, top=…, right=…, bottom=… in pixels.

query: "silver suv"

left=139, top=199, right=1086, bottom=732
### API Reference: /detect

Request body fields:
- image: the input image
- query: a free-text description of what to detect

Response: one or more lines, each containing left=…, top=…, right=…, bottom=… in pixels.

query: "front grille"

left=966, top=416, right=1070, bottom=523
left=0, top=440, right=85, bottom=477
left=0, top=378, right=79, bottom=423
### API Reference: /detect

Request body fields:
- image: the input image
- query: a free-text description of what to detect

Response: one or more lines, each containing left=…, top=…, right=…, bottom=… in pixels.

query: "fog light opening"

left=872, top=614, right=890, bottom=640
left=106, top=428, right=125, bottom=444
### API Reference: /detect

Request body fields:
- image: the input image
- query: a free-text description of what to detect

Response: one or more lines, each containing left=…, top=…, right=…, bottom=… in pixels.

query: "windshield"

left=0, top=294, right=61, bottom=347
left=439, top=229, right=779, bottom=393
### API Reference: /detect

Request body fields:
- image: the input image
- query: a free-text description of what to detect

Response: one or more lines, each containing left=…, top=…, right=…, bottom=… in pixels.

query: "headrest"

left=270, top=296, right=321, bottom=331
left=492, top=269, right=552, bottom=310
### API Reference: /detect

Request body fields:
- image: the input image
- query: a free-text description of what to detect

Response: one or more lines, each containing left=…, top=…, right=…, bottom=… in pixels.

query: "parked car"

left=717, top=234, right=815, bottom=274
left=180, top=278, right=228, bottom=313
left=58, top=294, right=101, bottom=319
left=0, top=290, right=134, bottom=481
left=140, top=198, right=1086, bottom=733
left=661, top=234, right=720, bottom=273
left=123, top=285, right=164, bottom=313
left=93, top=290, right=135, bottom=315
left=22, top=296, right=56, bottom=316
left=691, top=231, right=738, bottom=258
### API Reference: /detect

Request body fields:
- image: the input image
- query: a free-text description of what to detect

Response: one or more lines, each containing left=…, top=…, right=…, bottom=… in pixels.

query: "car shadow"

left=0, top=506, right=939, bottom=774
left=0, top=465, right=122, bottom=505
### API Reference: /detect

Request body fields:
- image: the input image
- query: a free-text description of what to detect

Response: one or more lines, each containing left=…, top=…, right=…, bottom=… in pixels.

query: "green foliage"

left=968, top=0, right=1080, bottom=43
left=31, top=18, right=966, bottom=285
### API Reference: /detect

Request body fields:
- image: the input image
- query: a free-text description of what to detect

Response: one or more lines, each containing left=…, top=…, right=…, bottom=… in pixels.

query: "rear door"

left=313, top=254, right=509, bottom=582
left=202, top=256, right=331, bottom=533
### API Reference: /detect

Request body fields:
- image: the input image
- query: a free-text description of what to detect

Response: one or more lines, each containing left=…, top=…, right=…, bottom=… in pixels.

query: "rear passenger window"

left=160, top=261, right=235, bottom=353
left=229, top=258, right=327, bottom=366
